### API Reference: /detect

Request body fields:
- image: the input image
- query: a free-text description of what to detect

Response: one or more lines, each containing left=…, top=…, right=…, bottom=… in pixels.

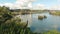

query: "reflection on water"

left=16, top=14, right=32, bottom=27
left=16, top=12, right=60, bottom=33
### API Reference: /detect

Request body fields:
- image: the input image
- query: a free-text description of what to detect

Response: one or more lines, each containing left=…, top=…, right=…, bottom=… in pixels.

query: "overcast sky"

left=0, top=0, right=60, bottom=10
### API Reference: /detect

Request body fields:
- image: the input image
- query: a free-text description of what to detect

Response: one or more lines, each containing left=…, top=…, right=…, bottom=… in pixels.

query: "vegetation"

left=0, top=6, right=34, bottom=34
left=42, top=30, right=60, bottom=34
left=49, top=11, right=60, bottom=16
left=0, top=6, right=60, bottom=34
left=10, top=9, right=49, bottom=15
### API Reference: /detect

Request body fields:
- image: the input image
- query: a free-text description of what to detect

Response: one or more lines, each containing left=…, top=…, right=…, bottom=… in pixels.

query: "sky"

left=0, top=0, right=60, bottom=10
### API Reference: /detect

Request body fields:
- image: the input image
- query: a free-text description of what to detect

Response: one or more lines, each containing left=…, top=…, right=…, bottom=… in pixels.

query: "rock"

left=38, top=15, right=47, bottom=20
left=44, top=15, right=47, bottom=18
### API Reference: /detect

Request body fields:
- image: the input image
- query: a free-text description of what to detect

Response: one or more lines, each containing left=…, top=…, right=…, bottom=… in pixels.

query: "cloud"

left=0, top=0, right=35, bottom=9
left=0, top=0, right=48, bottom=10
left=0, top=4, right=3, bottom=6
left=15, top=0, right=35, bottom=9
left=49, top=5, right=60, bottom=10
left=15, top=0, right=45, bottom=10
left=0, top=0, right=60, bottom=10
left=32, top=4, right=45, bottom=10
left=0, top=3, right=15, bottom=9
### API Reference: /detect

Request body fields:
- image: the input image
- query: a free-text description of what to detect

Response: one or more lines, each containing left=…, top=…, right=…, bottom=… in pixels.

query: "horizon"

left=0, top=0, right=60, bottom=10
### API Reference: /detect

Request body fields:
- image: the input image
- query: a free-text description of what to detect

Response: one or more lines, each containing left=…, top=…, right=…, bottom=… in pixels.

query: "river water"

left=16, top=12, right=60, bottom=33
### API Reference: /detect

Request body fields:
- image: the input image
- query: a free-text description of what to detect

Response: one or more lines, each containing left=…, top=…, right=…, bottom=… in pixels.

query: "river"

left=16, top=12, right=60, bottom=33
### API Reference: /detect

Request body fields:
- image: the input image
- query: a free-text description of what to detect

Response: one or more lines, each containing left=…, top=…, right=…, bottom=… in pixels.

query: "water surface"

left=16, top=12, right=60, bottom=33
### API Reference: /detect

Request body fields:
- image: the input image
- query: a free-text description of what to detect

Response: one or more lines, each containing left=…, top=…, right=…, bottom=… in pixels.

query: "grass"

left=49, top=11, right=60, bottom=16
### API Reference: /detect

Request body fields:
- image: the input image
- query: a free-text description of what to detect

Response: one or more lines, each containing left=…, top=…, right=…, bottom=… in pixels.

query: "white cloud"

left=15, top=0, right=35, bottom=9
left=49, top=5, right=60, bottom=10
left=0, top=0, right=60, bottom=10
left=0, top=0, right=48, bottom=10
left=3, top=3, right=13, bottom=8
left=0, top=4, right=3, bottom=6
left=32, top=4, right=45, bottom=10
left=0, top=3, right=15, bottom=9
left=0, top=0, right=35, bottom=9
left=15, top=0, right=46, bottom=10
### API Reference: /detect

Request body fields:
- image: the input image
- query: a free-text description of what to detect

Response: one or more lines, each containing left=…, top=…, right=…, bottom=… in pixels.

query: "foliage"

left=42, top=30, right=60, bottom=34
left=0, top=6, right=34, bottom=34
left=0, top=6, right=12, bottom=24
left=0, top=6, right=60, bottom=34
left=49, top=11, right=60, bottom=16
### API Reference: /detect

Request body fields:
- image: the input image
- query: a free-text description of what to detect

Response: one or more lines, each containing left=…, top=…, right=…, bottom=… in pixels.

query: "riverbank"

left=11, top=10, right=48, bottom=15
left=49, top=11, right=60, bottom=16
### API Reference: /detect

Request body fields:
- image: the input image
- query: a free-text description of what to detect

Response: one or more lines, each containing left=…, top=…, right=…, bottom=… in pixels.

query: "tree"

left=0, top=6, right=12, bottom=24
left=0, top=6, right=36, bottom=34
